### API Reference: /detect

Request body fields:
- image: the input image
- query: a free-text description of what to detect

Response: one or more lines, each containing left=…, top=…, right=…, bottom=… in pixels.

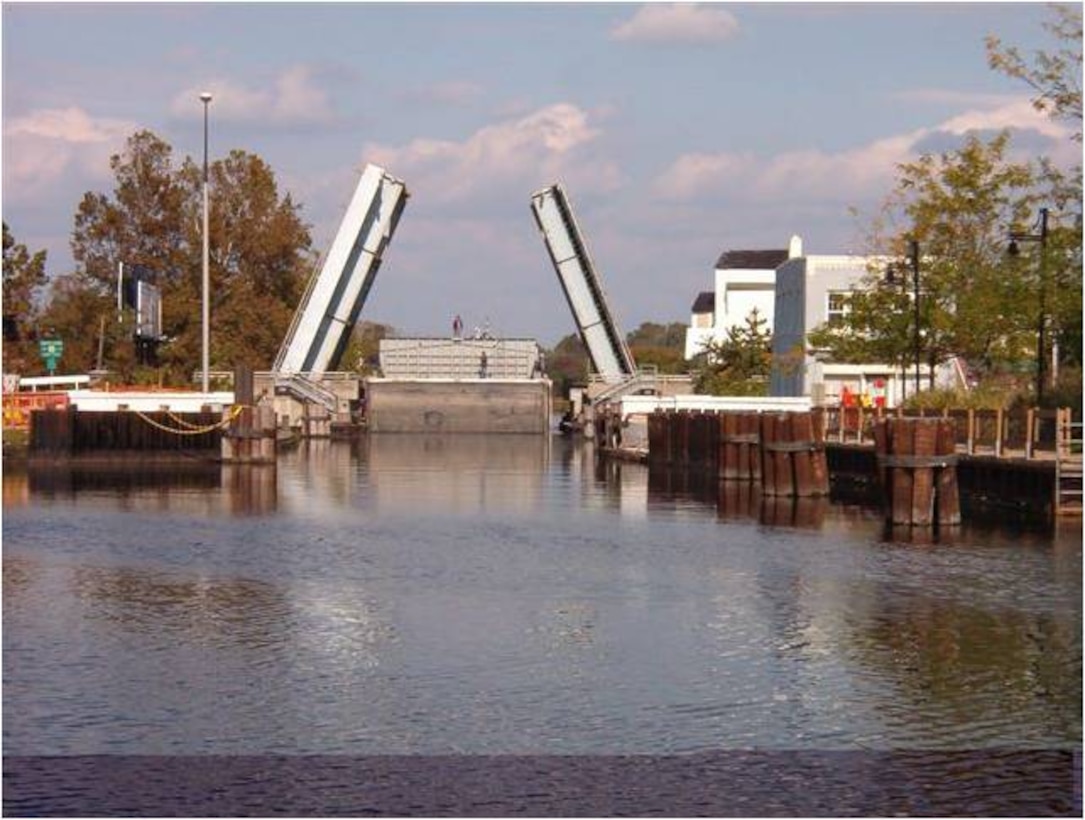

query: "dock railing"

left=820, top=405, right=1076, bottom=461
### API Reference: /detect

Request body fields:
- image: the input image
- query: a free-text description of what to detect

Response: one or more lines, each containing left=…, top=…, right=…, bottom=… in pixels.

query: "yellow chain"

left=133, top=404, right=244, bottom=436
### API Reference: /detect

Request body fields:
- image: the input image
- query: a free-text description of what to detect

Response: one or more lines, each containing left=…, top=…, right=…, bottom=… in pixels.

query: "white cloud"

left=363, top=103, right=621, bottom=204
left=610, top=4, right=740, bottom=45
left=653, top=97, right=1076, bottom=204
left=938, top=98, right=1069, bottom=140
left=169, top=65, right=336, bottom=126
left=3, top=107, right=135, bottom=202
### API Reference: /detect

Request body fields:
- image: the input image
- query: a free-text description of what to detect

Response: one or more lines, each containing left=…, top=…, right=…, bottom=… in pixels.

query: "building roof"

left=715, top=249, right=790, bottom=271
left=691, top=291, right=715, bottom=313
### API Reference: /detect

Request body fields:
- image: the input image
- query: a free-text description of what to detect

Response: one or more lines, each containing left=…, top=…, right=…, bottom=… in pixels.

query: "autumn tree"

left=625, top=321, right=688, bottom=374
left=48, top=129, right=313, bottom=383
left=544, top=332, right=589, bottom=398
left=2, top=223, right=48, bottom=373
left=338, top=320, right=396, bottom=375
left=692, top=308, right=772, bottom=396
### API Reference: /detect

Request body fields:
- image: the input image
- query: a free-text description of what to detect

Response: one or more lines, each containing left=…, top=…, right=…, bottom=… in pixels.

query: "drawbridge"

left=273, top=163, right=407, bottom=410
left=530, top=183, right=636, bottom=384
left=275, top=163, right=408, bottom=378
left=271, top=170, right=637, bottom=418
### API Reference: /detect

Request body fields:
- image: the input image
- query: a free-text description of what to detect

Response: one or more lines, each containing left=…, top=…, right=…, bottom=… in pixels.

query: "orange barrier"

left=2, top=391, right=70, bottom=430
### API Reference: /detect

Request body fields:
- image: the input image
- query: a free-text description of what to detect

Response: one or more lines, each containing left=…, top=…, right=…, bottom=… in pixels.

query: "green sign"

left=38, top=338, right=63, bottom=374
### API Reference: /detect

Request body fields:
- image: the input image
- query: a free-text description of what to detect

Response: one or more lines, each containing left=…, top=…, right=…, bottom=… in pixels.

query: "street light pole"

left=200, top=91, right=212, bottom=394
left=1008, top=207, right=1049, bottom=404
left=909, top=239, right=921, bottom=395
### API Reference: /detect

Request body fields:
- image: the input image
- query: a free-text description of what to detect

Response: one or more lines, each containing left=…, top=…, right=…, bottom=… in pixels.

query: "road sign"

left=38, top=338, right=64, bottom=375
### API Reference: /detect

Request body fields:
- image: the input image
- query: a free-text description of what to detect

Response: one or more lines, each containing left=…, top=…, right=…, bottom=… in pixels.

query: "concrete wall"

left=366, top=378, right=552, bottom=434
left=254, top=372, right=360, bottom=427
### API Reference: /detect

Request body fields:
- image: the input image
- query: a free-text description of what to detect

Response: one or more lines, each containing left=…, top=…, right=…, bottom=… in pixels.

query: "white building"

left=684, top=236, right=803, bottom=359
left=770, top=253, right=940, bottom=406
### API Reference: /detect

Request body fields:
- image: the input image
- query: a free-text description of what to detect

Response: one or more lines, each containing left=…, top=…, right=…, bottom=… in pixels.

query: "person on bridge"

left=479, top=352, right=488, bottom=379
left=452, top=314, right=463, bottom=339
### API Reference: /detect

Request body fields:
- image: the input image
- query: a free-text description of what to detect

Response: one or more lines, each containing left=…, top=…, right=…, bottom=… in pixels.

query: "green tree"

left=2, top=223, right=48, bottom=373
left=988, top=3, right=1082, bottom=400
left=693, top=308, right=771, bottom=396
left=810, top=132, right=1062, bottom=388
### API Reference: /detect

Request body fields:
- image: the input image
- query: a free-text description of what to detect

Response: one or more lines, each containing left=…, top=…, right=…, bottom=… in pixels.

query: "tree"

left=809, top=132, right=1063, bottom=387
left=988, top=3, right=1083, bottom=396
left=2, top=223, right=48, bottom=373
left=544, top=332, right=589, bottom=397
left=625, top=321, right=688, bottom=374
left=693, top=308, right=772, bottom=396
left=338, top=320, right=396, bottom=375
left=58, top=129, right=313, bottom=383
left=184, top=149, right=314, bottom=371
left=987, top=4, right=1083, bottom=141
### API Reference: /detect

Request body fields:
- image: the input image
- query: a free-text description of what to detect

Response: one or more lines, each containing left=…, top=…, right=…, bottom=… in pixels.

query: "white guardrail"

left=66, top=390, right=235, bottom=413
left=616, top=394, right=812, bottom=418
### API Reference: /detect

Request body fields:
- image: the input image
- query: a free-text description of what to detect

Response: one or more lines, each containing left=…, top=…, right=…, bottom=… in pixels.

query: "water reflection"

left=760, top=496, right=827, bottom=529
left=25, top=459, right=220, bottom=495
left=361, top=434, right=549, bottom=515
left=221, top=466, right=277, bottom=516
left=2, top=435, right=1080, bottom=759
left=854, top=595, right=1082, bottom=746
left=648, top=466, right=829, bottom=529
left=71, top=564, right=292, bottom=650
left=4, top=460, right=276, bottom=517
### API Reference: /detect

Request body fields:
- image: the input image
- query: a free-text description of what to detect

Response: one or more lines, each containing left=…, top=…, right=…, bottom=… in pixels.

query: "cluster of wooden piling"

left=647, top=410, right=829, bottom=497
left=874, top=418, right=960, bottom=526
left=643, top=409, right=965, bottom=527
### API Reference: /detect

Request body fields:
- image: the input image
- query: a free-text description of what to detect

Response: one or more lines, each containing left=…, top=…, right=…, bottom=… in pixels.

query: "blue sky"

left=3, top=2, right=1076, bottom=346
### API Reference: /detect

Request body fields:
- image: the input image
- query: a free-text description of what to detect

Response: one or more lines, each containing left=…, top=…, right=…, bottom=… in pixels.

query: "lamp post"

left=887, top=239, right=922, bottom=399
left=1008, top=207, right=1048, bottom=404
left=200, top=91, right=212, bottom=394
left=908, top=239, right=921, bottom=395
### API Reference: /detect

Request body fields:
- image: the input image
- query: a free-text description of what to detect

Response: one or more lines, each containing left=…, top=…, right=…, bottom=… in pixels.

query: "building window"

left=826, top=291, right=851, bottom=323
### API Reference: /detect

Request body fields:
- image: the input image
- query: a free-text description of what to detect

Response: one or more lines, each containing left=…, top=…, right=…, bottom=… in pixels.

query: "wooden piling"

left=761, top=413, right=778, bottom=494
left=758, top=411, right=829, bottom=497
left=676, top=410, right=691, bottom=466
left=647, top=411, right=666, bottom=465
left=876, top=417, right=961, bottom=527
left=935, top=419, right=962, bottom=525
left=704, top=411, right=719, bottom=474
left=745, top=412, right=762, bottom=482
left=717, top=412, right=761, bottom=481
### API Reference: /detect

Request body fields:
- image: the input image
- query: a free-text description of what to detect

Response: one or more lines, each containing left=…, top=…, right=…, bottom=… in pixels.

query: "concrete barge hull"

left=365, top=379, right=552, bottom=434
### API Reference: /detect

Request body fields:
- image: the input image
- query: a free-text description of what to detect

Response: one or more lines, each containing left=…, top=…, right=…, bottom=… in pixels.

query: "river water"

left=3, top=434, right=1081, bottom=814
